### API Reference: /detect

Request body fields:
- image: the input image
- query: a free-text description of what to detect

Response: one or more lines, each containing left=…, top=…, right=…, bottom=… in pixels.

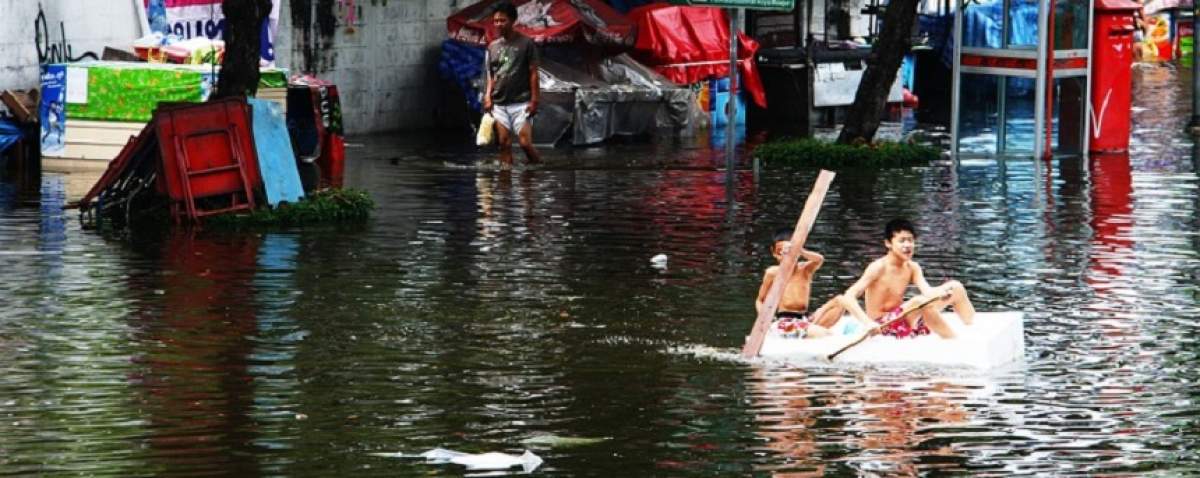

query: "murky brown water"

left=2, top=63, right=1199, bottom=475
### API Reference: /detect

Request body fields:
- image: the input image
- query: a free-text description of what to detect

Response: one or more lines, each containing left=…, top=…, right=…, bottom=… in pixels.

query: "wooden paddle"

left=825, top=291, right=951, bottom=361
left=742, top=170, right=836, bottom=359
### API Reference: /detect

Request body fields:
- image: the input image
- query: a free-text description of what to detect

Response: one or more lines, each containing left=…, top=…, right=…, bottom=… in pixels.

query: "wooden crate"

left=1, top=89, right=39, bottom=124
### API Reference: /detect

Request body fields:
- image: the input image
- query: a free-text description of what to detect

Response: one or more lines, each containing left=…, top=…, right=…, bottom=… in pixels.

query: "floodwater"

left=2, top=63, right=1199, bottom=476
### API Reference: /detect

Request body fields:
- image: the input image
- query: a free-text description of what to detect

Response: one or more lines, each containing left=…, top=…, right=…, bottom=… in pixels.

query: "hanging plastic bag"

left=476, top=113, right=496, bottom=146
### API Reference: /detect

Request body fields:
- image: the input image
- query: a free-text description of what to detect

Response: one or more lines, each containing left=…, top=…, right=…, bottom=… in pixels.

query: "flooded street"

left=3, top=63, right=1200, bottom=476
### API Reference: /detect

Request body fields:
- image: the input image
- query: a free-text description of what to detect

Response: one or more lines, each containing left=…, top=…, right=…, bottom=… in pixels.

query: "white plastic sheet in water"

left=372, top=448, right=544, bottom=473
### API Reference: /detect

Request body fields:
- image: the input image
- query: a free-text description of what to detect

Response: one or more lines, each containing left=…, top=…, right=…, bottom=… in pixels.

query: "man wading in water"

left=484, top=1, right=542, bottom=166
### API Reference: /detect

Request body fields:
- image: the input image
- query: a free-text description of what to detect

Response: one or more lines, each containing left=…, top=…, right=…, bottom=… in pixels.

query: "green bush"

left=205, top=188, right=375, bottom=228
left=753, top=138, right=938, bottom=168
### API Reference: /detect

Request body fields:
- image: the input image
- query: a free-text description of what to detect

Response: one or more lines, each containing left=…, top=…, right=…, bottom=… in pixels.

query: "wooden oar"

left=825, top=292, right=950, bottom=361
left=742, top=170, right=835, bottom=359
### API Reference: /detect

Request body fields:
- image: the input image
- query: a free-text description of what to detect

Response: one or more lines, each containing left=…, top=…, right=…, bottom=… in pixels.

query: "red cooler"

left=1090, top=0, right=1141, bottom=154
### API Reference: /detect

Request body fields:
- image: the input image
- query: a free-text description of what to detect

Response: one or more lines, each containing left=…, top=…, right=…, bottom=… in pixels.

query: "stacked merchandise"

left=40, top=61, right=287, bottom=170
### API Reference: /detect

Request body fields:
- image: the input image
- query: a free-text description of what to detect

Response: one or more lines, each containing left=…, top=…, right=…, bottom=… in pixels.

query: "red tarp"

left=448, top=0, right=635, bottom=48
left=628, top=5, right=767, bottom=108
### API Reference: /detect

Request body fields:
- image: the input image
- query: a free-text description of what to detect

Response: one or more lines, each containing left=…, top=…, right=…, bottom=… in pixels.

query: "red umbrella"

left=448, top=0, right=636, bottom=48
left=628, top=4, right=767, bottom=108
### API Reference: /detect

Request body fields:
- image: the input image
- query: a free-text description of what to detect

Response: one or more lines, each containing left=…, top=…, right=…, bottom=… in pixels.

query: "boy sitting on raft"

left=837, top=219, right=976, bottom=339
left=756, top=229, right=875, bottom=339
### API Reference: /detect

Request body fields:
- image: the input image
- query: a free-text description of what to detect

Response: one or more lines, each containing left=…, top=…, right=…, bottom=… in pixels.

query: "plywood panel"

left=43, top=120, right=146, bottom=168
left=62, top=120, right=146, bottom=147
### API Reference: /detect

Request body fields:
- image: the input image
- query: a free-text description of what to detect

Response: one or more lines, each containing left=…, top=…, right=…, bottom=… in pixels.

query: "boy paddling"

left=756, top=229, right=876, bottom=339
left=742, top=170, right=836, bottom=358
left=838, top=219, right=976, bottom=339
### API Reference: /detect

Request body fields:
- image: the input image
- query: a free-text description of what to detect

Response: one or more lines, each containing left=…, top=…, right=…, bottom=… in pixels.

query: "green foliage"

left=753, top=138, right=938, bottom=169
left=205, top=188, right=375, bottom=229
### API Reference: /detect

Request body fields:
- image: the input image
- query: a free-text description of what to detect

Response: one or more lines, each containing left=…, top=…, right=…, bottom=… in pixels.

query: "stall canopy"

left=1144, top=0, right=1191, bottom=13
left=627, top=4, right=767, bottom=108
left=448, top=0, right=636, bottom=48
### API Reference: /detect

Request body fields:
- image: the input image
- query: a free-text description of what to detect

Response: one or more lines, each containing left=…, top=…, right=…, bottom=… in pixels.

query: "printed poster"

left=39, top=65, right=67, bottom=154
left=1141, top=13, right=1175, bottom=62
left=142, top=0, right=280, bottom=66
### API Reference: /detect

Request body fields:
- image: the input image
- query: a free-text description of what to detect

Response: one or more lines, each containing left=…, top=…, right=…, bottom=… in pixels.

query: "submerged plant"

left=205, top=188, right=375, bottom=228
left=753, top=138, right=938, bottom=169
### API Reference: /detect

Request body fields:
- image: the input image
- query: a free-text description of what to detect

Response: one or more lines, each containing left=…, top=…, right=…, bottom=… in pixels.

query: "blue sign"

left=39, top=65, right=66, bottom=154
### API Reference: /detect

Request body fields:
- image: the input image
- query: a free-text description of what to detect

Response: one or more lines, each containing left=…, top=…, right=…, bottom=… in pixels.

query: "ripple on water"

left=2, top=65, right=1200, bottom=475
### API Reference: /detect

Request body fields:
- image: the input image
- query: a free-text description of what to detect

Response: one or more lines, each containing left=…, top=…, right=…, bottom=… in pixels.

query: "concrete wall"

left=277, top=0, right=471, bottom=134
left=0, top=0, right=461, bottom=134
left=0, top=1, right=41, bottom=92
left=0, top=0, right=142, bottom=91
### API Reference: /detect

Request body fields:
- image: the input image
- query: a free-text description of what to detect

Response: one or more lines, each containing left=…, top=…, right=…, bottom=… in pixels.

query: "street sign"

left=669, top=0, right=795, bottom=11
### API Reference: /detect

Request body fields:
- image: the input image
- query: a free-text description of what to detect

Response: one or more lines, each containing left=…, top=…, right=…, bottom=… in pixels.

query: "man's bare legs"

left=797, top=285, right=972, bottom=338
left=496, top=122, right=514, bottom=166
left=495, top=121, right=539, bottom=165
left=921, top=280, right=975, bottom=327
left=940, top=280, right=975, bottom=325
left=804, top=324, right=832, bottom=338
left=809, top=297, right=845, bottom=329
left=517, top=121, right=541, bottom=163
left=917, top=305, right=956, bottom=339
left=914, top=282, right=972, bottom=338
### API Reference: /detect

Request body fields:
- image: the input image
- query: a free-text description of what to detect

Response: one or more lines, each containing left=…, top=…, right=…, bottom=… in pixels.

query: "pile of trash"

left=72, top=96, right=345, bottom=229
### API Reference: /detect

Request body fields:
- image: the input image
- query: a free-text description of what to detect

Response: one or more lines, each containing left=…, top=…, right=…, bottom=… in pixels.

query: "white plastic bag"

left=476, top=113, right=496, bottom=146
left=399, top=448, right=543, bottom=473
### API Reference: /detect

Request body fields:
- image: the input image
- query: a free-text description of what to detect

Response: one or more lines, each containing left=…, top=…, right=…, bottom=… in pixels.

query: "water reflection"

left=1, top=63, right=1200, bottom=475
left=1087, top=154, right=1134, bottom=294
left=128, top=232, right=263, bottom=474
left=748, top=368, right=986, bottom=476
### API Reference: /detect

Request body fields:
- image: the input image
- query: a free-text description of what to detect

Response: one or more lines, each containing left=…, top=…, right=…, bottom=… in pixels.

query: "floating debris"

left=520, top=434, right=610, bottom=448
left=372, top=448, right=543, bottom=473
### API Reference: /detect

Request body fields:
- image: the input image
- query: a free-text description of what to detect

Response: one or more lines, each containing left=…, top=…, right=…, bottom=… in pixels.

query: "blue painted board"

left=249, top=98, right=304, bottom=206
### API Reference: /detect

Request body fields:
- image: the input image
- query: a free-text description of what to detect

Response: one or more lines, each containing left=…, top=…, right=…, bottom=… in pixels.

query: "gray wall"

left=0, top=0, right=463, bottom=135
left=0, top=0, right=142, bottom=92
left=278, top=0, right=470, bottom=133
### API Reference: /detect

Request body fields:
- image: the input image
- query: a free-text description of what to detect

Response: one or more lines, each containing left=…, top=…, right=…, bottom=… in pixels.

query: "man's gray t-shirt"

left=487, top=34, right=539, bottom=105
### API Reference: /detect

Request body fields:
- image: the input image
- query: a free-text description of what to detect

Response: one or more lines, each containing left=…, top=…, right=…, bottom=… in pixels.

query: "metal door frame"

left=951, top=0, right=1094, bottom=159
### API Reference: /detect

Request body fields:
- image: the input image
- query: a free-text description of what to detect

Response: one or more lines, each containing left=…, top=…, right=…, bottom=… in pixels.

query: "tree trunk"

left=214, top=0, right=272, bottom=99
left=835, top=0, right=920, bottom=144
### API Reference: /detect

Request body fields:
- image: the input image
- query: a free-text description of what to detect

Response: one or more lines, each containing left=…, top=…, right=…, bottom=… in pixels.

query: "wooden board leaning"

left=741, top=170, right=835, bottom=359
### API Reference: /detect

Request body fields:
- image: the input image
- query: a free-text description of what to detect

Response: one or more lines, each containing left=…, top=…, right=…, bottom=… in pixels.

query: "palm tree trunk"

left=835, top=0, right=920, bottom=144
left=214, top=0, right=272, bottom=99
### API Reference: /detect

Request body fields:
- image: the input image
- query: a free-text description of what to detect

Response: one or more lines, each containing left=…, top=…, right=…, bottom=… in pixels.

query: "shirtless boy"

left=756, top=229, right=874, bottom=339
left=837, top=219, right=976, bottom=339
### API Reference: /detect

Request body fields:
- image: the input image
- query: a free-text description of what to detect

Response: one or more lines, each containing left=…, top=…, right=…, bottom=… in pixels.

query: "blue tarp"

left=963, top=0, right=1041, bottom=49
left=438, top=39, right=486, bottom=113
left=1, top=117, right=22, bottom=154
left=930, top=0, right=1041, bottom=68
left=919, top=14, right=953, bottom=62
